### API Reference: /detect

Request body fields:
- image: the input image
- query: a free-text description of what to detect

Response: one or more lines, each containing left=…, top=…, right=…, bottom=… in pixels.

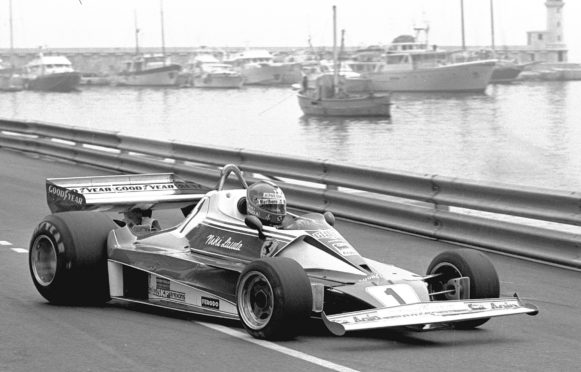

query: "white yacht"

left=347, top=29, right=496, bottom=93
left=226, top=49, right=301, bottom=85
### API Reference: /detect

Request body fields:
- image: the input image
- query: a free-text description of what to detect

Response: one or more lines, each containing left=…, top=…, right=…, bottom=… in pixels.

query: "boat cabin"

left=123, top=54, right=171, bottom=72
left=24, top=55, right=75, bottom=75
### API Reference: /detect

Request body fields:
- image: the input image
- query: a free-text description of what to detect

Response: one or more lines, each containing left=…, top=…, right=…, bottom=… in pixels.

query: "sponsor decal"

left=205, top=234, right=243, bottom=251
left=359, top=273, right=385, bottom=282
left=201, top=296, right=220, bottom=310
left=69, top=181, right=204, bottom=194
left=311, top=229, right=358, bottom=256
left=149, top=277, right=186, bottom=302
left=46, top=183, right=86, bottom=212
left=468, top=301, right=520, bottom=311
left=312, top=229, right=339, bottom=240
left=336, top=300, right=524, bottom=325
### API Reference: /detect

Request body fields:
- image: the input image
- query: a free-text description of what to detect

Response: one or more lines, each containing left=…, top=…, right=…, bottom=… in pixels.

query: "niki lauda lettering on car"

left=29, top=164, right=538, bottom=341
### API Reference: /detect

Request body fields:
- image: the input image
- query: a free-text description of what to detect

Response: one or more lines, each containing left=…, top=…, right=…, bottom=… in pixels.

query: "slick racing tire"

left=29, top=211, right=117, bottom=305
left=236, top=257, right=312, bottom=340
left=426, top=248, right=500, bottom=329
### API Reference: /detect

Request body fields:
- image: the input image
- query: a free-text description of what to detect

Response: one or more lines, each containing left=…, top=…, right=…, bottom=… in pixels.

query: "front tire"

left=427, top=249, right=500, bottom=329
left=236, top=258, right=312, bottom=340
left=29, top=211, right=117, bottom=304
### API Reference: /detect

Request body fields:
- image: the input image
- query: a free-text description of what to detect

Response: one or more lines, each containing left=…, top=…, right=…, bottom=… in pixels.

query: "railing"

left=1, top=118, right=580, bottom=270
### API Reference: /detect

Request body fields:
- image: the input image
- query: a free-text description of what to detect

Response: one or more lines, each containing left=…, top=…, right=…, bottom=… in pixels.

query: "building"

left=524, top=0, right=567, bottom=62
left=501, top=0, right=568, bottom=63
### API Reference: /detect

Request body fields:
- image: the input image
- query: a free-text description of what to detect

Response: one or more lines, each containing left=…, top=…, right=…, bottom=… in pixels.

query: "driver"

left=246, top=180, right=287, bottom=227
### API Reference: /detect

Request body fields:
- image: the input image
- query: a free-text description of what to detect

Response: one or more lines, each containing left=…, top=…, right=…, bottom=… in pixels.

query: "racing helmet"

left=246, top=181, right=286, bottom=226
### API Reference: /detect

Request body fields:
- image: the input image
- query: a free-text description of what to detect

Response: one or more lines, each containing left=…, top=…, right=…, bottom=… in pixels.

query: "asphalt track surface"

left=1, top=149, right=580, bottom=372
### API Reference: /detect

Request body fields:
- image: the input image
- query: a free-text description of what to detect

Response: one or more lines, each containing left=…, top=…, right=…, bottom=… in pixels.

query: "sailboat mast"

left=332, top=5, right=339, bottom=91
left=9, top=0, right=14, bottom=69
left=490, top=0, right=496, bottom=50
left=9, top=0, right=14, bottom=52
left=134, top=10, right=140, bottom=55
left=160, top=0, right=166, bottom=64
left=460, top=0, right=466, bottom=50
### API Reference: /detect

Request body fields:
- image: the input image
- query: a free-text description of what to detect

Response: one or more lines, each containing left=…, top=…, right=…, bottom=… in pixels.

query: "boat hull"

left=490, top=64, right=524, bottom=83
left=193, top=73, right=244, bottom=88
left=241, top=63, right=302, bottom=85
left=115, top=65, right=182, bottom=87
left=0, top=74, right=24, bottom=91
left=297, top=93, right=391, bottom=117
left=25, top=72, right=81, bottom=92
left=363, top=60, right=495, bottom=92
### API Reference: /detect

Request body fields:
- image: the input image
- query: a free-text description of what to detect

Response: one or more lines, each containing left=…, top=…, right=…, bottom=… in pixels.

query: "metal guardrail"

left=1, top=118, right=580, bottom=269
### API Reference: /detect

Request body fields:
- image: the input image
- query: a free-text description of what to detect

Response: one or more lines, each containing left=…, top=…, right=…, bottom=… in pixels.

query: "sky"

left=2, top=0, right=580, bottom=61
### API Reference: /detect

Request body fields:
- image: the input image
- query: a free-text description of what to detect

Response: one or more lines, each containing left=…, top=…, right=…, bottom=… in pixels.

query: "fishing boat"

left=113, top=5, right=181, bottom=87
left=114, top=54, right=181, bottom=87
left=22, top=53, right=81, bottom=92
left=297, top=6, right=391, bottom=118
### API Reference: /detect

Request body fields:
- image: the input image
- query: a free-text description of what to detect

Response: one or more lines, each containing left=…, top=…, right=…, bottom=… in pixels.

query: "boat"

left=114, top=54, right=182, bottom=87
left=79, top=72, right=111, bottom=86
left=297, top=6, right=391, bottom=118
left=302, top=59, right=373, bottom=93
left=0, top=0, right=24, bottom=92
left=113, top=6, right=181, bottom=87
left=490, top=59, right=525, bottom=83
left=188, top=54, right=244, bottom=88
left=465, top=2, right=525, bottom=84
left=22, top=53, right=81, bottom=92
left=226, top=49, right=302, bottom=85
left=346, top=28, right=496, bottom=92
left=0, top=59, right=24, bottom=92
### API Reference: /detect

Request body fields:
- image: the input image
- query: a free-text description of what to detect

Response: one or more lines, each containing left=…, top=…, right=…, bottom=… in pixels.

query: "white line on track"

left=198, top=322, right=360, bottom=372
left=0, top=241, right=27, bottom=253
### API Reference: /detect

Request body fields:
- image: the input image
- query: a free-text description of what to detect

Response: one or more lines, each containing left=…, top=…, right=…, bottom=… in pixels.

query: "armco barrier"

left=1, top=118, right=580, bottom=269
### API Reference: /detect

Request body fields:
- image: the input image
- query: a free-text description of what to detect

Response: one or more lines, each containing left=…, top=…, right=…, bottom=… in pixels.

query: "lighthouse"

left=525, top=0, right=568, bottom=62
left=545, top=0, right=565, bottom=44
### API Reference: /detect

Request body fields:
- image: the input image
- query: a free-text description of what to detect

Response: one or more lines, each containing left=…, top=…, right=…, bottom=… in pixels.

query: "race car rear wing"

left=46, top=173, right=212, bottom=213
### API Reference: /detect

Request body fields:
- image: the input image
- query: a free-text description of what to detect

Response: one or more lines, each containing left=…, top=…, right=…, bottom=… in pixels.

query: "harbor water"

left=1, top=81, right=581, bottom=192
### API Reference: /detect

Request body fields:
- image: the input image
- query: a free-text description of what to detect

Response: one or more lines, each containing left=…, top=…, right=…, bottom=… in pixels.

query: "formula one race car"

left=29, top=164, right=538, bottom=340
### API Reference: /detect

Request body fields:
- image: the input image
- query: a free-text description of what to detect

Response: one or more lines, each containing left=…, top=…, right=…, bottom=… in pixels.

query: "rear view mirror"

left=323, top=211, right=335, bottom=226
left=245, top=215, right=266, bottom=240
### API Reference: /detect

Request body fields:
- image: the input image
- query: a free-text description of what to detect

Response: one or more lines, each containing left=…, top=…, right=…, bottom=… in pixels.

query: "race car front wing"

left=322, top=297, right=538, bottom=336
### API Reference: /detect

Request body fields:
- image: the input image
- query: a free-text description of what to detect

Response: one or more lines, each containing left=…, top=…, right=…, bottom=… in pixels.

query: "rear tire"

left=427, top=249, right=500, bottom=329
left=29, top=211, right=117, bottom=305
left=236, top=258, right=312, bottom=340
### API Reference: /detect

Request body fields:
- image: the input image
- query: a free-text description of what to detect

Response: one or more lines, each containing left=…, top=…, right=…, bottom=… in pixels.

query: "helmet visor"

left=256, top=196, right=286, bottom=215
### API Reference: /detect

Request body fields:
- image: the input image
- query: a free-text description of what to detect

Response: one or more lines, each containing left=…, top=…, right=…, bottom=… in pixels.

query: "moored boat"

left=347, top=30, right=495, bottom=92
left=490, top=61, right=525, bottom=83
left=21, top=54, right=80, bottom=92
left=297, top=6, right=391, bottom=118
left=226, top=49, right=302, bottom=85
left=113, top=54, right=182, bottom=87
left=188, top=54, right=244, bottom=88
left=0, top=60, right=24, bottom=91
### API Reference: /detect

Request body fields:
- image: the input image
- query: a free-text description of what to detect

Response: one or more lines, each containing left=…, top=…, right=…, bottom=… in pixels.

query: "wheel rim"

left=30, top=235, right=58, bottom=286
left=429, top=262, right=463, bottom=301
left=238, top=271, right=274, bottom=330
